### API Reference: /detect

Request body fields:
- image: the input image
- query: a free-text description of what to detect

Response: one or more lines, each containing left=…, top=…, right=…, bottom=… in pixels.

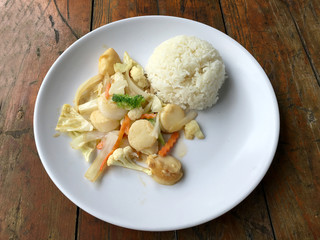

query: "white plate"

left=34, top=16, right=279, bottom=231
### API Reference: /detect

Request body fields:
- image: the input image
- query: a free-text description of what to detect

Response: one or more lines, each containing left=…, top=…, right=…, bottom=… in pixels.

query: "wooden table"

left=1, top=0, right=319, bottom=239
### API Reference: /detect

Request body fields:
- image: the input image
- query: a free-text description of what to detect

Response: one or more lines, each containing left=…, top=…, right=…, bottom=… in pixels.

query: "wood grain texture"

left=158, top=0, right=225, bottom=32
left=1, top=0, right=319, bottom=239
left=92, top=0, right=158, bottom=30
left=177, top=186, right=274, bottom=240
left=109, top=0, right=158, bottom=22
left=283, top=0, right=320, bottom=85
left=77, top=211, right=176, bottom=240
left=220, top=0, right=320, bottom=239
left=0, top=0, right=91, bottom=239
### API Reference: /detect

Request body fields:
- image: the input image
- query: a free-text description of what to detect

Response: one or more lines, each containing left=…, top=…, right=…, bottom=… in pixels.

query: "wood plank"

left=78, top=1, right=176, bottom=239
left=0, top=0, right=92, bottom=239
left=284, top=0, right=320, bottom=84
left=109, top=0, right=158, bottom=22
left=77, top=211, right=176, bottom=240
left=177, top=186, right=274, bottom=240
left=157, top=0, right=275, bottom=238
left=158, top=0, right=225, bottom=32
left=92, top=0, right=111, bottom=29
left=92, top=0, right=158, bottom=30
left=220, top=0, right=320, bottom=239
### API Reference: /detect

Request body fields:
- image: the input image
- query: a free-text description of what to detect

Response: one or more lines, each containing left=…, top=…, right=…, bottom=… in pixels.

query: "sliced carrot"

left=96, top=140, right=104, bottom=150
left=158, top=131, right=180, bottom=157
left=114, top=115, right=130, bottom=148
left=105, top=83, right=111, bottom=99
left=99, top=115, right=131, bottom=171
left=100, top=149, right=115, bottom=169
left=140, top=113, right=157, bottom=119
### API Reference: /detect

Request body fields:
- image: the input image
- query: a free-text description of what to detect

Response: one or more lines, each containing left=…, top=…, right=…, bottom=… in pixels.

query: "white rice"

left=145, top=35, right=226, bottom=110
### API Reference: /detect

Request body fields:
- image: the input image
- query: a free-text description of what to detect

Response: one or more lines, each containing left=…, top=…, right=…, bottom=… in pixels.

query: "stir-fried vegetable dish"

left=55, top=48, right=204, bottom=185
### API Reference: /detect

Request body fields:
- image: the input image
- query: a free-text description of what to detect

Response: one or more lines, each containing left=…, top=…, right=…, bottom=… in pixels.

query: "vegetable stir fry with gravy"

left=55, top=48, right=204, bottom=185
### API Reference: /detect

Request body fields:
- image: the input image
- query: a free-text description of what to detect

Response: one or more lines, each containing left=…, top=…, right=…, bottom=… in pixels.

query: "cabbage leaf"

left=78, top=98, right=98, bottom=116
left=151, top=95, right=162, bottom=113
left=114, top=52, right=135, bottom=73
left=56, top=104, right=94, bottom=132
left=109, top=72, right=128, bottom=95
left=74, top=74, right=104, bottom=111
left=85, top=131, right=119, bottom=182
left=68, top=131, right=97, bottom=162
left=69, top=131, right=106, bottom=149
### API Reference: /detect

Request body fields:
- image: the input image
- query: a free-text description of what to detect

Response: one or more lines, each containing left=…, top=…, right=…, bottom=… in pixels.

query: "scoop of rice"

left=145, top=35, right=226, bottom=110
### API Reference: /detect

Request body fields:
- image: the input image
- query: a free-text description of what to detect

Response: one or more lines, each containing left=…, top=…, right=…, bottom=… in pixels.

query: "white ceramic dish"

left=34, top=16, right=279, bottom=231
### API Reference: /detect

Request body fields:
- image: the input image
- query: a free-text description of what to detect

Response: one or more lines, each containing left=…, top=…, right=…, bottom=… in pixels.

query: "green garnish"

left=112, top=94, right=145, bottom=109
